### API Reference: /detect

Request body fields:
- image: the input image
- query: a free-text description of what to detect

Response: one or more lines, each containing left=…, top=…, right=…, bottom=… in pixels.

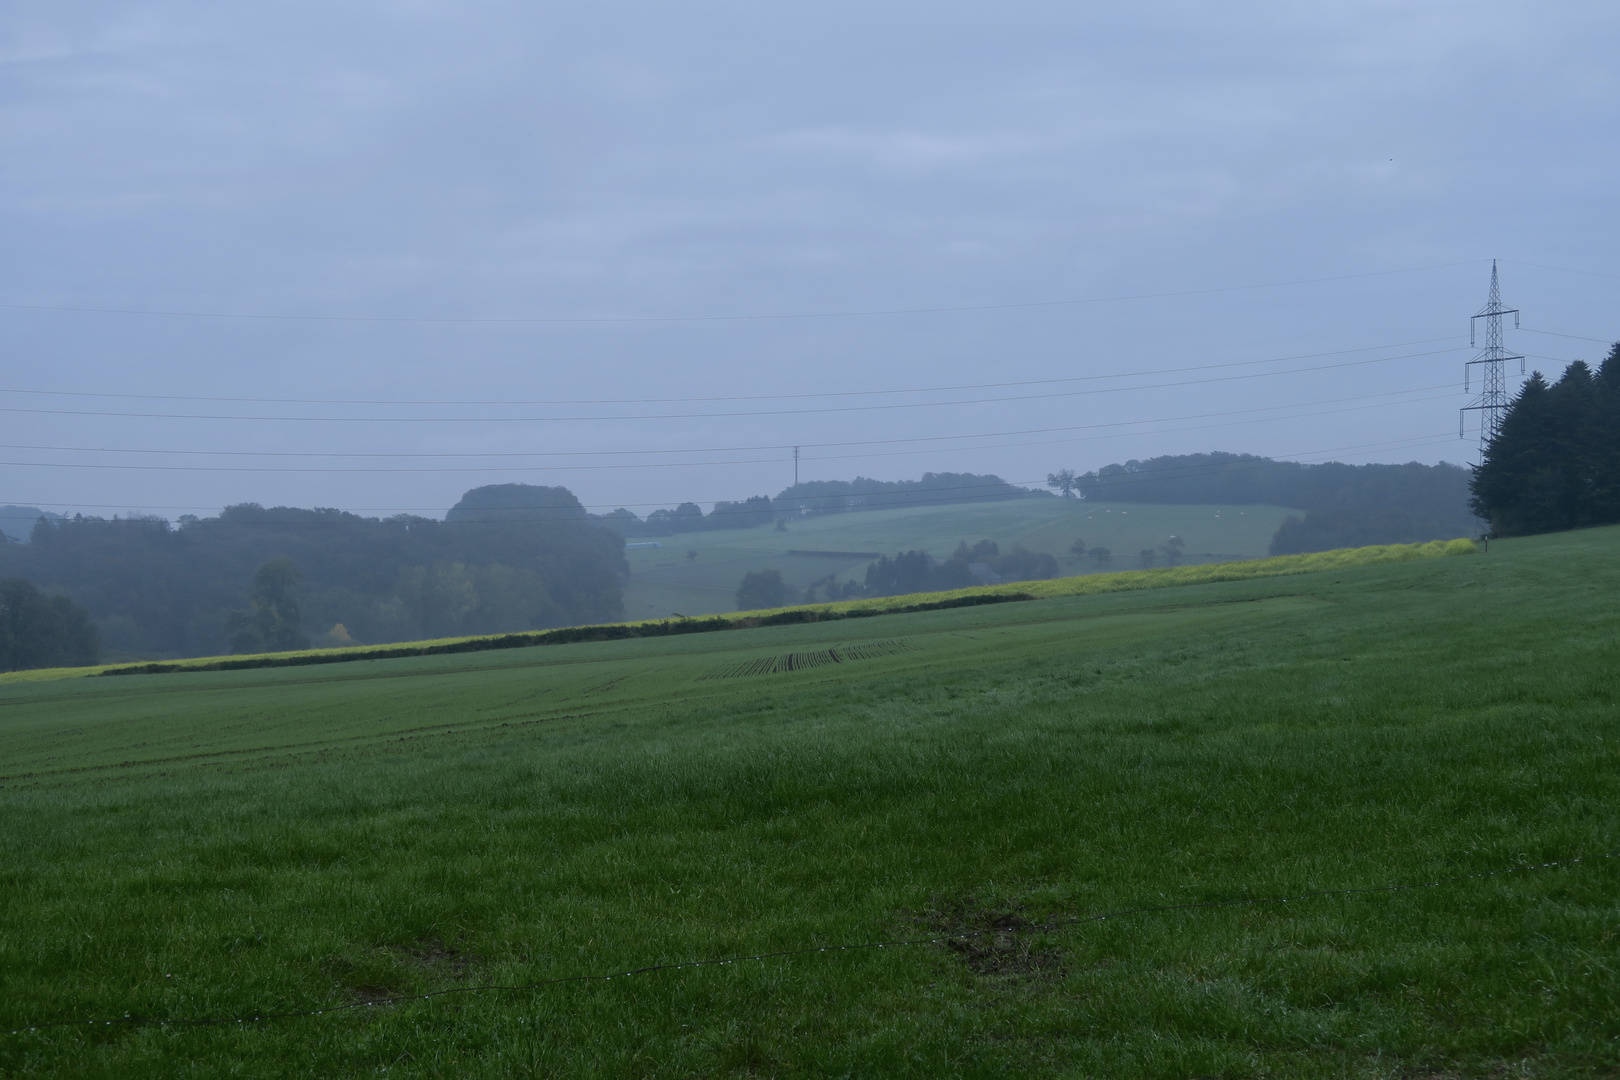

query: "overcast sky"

left=2, top=1, right=1615, bottom=520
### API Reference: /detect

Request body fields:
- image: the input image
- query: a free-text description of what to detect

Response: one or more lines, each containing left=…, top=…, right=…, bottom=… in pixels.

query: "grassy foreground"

left=0, top=529, right=1616, bottom=1077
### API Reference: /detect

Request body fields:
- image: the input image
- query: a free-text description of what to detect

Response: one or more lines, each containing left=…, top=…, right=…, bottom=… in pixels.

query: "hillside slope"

left=623, top=498, right=1295, bottom=617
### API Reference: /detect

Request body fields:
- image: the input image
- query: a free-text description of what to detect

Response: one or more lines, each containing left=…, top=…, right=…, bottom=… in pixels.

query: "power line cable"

left=0, top=382, right=1460, bottom=462
left=0, top=387, right=1460, bottom=475
left=0, top=432, right=1468, bottom=516
left=0, top=337, right=1459, bottom=406
left=1498, top=259, right=1620, bottom=282
left=1519, top=327, right=1615, bottom=345
left=0, top=407, right=1462, bottom=476
left=0, top=260, right=1486, bottom=327
left=3, top=850, right=1607, bottom=1037
left=0, top=430, right=1457, bottom=477
left=0, top=349, right=1466, bottom=424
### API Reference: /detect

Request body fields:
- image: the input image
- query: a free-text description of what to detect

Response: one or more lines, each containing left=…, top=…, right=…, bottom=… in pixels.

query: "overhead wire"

left=1498, top=259, right=1620, bottom=282
left=0, top=430, right=1466, bottom=518
left=0, top=348, right=1467, bottom=424
left=1519, top=327, right=1616, bottom=345
left=0, top=413, right=1461, bottom=477
left=0, top=301, right=1525, bottom=508
left=0, top=336, right=1459, bottom=407
left=0, top=382, right=1463, bottom=461
left=0, top=386, right=1461, bottom=475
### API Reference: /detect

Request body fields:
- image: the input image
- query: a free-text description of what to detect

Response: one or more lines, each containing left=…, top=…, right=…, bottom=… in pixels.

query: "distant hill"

left=586, top=473, right=1046, bottom=539
left=617, top=497, right=1294, bottom=620
left=773, top=472, right=1046, bottom=516
left=0, top=505, right=63, bottom=544
left=591, top=457, right=1470, bottom=556
left=446, top=484, right=588, bottom=523
left=1071, top=453, right=1479, bottom=552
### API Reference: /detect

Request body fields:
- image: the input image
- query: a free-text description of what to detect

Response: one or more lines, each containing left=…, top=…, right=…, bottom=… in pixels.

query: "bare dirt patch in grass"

left=321, top=936, right=485, bottom=1004
left=911, top=896, right=1067, bottom=982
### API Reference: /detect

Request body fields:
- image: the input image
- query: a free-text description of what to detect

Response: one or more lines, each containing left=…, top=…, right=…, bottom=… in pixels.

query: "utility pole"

left=793, top=446, right=800, bottom=487
left=1460, top=260, right=1524, bottom=455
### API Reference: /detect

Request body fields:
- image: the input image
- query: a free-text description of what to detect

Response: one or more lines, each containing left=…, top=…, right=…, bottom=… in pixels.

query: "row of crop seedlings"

left=704, top=640, right=910, bottom=680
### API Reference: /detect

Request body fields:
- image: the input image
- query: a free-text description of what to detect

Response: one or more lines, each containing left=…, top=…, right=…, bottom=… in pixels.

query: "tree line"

left=768, top=473, right=1044, bottom=517
left=1042, top=452, right=1478, bottom=554
left=1470, top=346, right=1620, bottom=537
left=734, top=539, right=1063, bottom=610
left=583, top=473, right=1046, bottom=536
left=0, top=485, right=626, bottom=662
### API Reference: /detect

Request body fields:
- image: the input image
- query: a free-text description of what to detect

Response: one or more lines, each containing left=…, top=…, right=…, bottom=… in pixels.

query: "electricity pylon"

left=1460, top=260, right=1524, bottom=454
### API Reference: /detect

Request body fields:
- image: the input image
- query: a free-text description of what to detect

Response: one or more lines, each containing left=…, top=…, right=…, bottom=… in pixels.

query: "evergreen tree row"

left=1470, top=345, right=1620, bottom=537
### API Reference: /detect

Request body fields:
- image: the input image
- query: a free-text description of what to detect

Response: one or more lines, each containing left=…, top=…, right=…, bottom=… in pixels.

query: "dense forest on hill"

left=0, top=487, right=625, bottom=660
left=574, top=473, right=1042, bottom=537
left=770, top=472, right=1043, bottom=516
left=1075, top=453, right=1471, bottom=517
left=597, top=496, right=777, bottom=536
left=1064, top=453, right=1478, bottom=553
left=1471, top=346, right=1620, bottom=537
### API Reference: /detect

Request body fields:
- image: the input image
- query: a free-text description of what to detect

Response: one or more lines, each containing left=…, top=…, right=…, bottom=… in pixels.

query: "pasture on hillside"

left=1, top=528, right=1617, bottom=1077
left=622, top=498, right=1294, bottom=617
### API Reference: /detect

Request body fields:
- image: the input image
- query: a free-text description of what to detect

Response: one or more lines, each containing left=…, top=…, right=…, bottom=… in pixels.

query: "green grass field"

left=1, top=527, right=1616, bottom=1077
left=621, top=499, right=1295, bottom=618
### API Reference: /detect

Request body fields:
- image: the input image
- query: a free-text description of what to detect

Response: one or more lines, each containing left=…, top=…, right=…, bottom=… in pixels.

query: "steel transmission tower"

left=1460, top=260, right=1524, bottom=454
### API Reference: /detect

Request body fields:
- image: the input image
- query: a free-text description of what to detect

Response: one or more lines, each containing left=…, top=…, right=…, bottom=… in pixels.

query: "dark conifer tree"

left=1471, top=345, right=1620, bottom=536
left=1588, top=345, right=1620, bottom=523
